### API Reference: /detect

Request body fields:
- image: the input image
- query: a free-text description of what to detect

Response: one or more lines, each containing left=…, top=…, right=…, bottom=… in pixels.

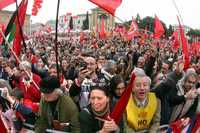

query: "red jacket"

left=18, top=73, right=41, bottom=103
left=23, top=99, right=39, bottom=113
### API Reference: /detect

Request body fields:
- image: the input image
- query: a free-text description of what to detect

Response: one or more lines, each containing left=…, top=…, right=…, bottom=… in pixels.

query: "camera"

left=79, top=61, right=87, bottom=71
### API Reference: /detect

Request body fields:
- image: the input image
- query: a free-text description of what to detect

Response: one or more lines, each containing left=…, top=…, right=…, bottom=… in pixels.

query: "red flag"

left=169, top=119, right=186, bottom=133
left=80, top=32, right=85, bottom=44
left=31, top=0, right=43, bottom=16
left=0, top=117, right=7, bottom=133
left=191, top=41, right=200, bottom=56
left=110, top=73, right=135, bottom=124
left=154, top=15, right=165, bottom=39
left=129, top=17, right=138, bottom=32
left=45, top=25, right=52, bottom=33
left=177, top=16, right=190, bottom=71
left=88, top=0, right=122, bottom=16
left=192, top=114, right=200, bottom=133
left=99, top=16, right=106, bottom=39
left=0, top=0, right=15, bottom=9
left=125, top=17, right=138, bottom=41
left=171, top=30, right=180, bottom=52
left=13, top=0, right=28, bottom=56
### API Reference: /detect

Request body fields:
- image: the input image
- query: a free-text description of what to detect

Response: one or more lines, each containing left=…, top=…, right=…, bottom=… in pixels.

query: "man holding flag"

left=124, top=72, right=160, bottom=132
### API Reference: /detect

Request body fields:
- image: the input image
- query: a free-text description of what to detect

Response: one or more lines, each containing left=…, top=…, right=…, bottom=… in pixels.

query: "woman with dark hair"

left=79, top=85, right=123, bottom=133
left=110, top=75, right=126, bottom=103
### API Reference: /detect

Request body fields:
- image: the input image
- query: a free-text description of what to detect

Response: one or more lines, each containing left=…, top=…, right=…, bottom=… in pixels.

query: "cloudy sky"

left=4, top=0, right=200, bottom=29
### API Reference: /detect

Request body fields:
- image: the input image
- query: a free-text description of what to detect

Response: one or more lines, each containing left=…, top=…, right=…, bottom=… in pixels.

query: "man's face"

left=162, top=63, right=170, bottom=75
left=97, top=56, right=106, bottom=67
left=49, top=68, right=57, bottom=76
left=50, top=51, right=56, bottom=57
left=133, top=76, right=150, bottom=101
left=85, top=57, right=97, bottom=73
left=184, top=75, right=196, bottom=92
left=137, top=57, right=145, bottom=68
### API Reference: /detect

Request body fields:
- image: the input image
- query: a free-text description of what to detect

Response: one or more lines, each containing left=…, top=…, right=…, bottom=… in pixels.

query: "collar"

left=133, top=94, right=148, bottom=108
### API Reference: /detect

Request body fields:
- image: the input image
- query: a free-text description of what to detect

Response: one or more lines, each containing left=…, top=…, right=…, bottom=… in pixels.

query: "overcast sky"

left=4, top=0, right=200, bottom=29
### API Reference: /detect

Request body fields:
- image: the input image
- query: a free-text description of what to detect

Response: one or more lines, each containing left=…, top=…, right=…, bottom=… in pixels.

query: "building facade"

left=58, top=13, right=92, bottom=32
left=0, top=10, right=31, bottom=35
left=91, top=8, right=115, bottom=31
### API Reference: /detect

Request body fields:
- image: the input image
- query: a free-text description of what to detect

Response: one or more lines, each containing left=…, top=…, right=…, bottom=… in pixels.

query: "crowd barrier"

left=23, top=123, right=69, bottom=133
left=22, top=123, right=169, bottom=133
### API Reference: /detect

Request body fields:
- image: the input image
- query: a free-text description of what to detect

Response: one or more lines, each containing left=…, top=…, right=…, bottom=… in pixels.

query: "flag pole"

left=55, top=0, right=60, bottom=80
left=172, top=0, right=184, bottom=25
left=15, top=0, right=27, bottom=52
left=0, top=29, right=40, bottom=91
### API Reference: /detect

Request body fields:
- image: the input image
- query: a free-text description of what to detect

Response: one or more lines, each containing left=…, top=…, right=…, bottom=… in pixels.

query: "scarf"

left=92, top=103, right=110, bottom=120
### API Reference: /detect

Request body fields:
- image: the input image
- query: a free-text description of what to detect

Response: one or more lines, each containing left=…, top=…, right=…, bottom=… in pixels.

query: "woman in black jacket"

left=79, top=85, right=123, bottom=133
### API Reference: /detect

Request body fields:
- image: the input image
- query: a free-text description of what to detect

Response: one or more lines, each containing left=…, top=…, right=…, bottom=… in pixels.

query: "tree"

left=187, top=28, right=200, bottom=43
left=140, top=16, right=154, bottom=32
left=82, top=11, right=89, bottom=30
left=135, top=13, right=141, bottom=28
left=69, top=16, right=73, bottom=30
left=187, top=29, right=200, bottom=37
left=139, top=16, right=167, bottom=37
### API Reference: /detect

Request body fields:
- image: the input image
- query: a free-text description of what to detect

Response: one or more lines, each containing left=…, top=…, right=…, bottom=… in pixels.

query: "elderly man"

left=17, top=61, right=41, bottom=103
left=35, top=76, right=80, bottom=133
left=124, top=74, right=161, bottom=133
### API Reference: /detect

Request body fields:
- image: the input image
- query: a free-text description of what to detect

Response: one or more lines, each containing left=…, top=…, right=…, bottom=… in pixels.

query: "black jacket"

left=79, top=104, right=123, bottom=133
left=153, top=71, right=183, bottom=125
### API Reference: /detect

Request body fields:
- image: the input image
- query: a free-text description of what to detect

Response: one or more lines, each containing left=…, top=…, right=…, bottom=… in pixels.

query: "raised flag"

left=88, top=0, right=122, bottom=16
left=0, top=117, right=7, bottom=133
left=0, top=0, right=15, bottom=9
left=129, top=17, right=138, bottom=32
left=125, top=17, right=138, bottom=41
left=171, top=30, right=180, bottom=52
left=191, top=41, right=200, bottom=56
left=80, top=32, right=85, bottom=44
left=177, top=16, right=190, bottom=71
left=110, top=73, right=135, bottom=124
left=154, top=15, right=165, bottom=39
left=31, top=0, right=43, bottom=16
left=99, top=16, right=106, bottom=39
left=192, top=114, right=200, bottom=133
left=2, top=0, right=28, bottom=57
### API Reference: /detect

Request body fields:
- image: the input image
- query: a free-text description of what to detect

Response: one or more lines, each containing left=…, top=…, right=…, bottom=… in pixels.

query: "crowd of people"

left=0, top=30, right=200, bottom=133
